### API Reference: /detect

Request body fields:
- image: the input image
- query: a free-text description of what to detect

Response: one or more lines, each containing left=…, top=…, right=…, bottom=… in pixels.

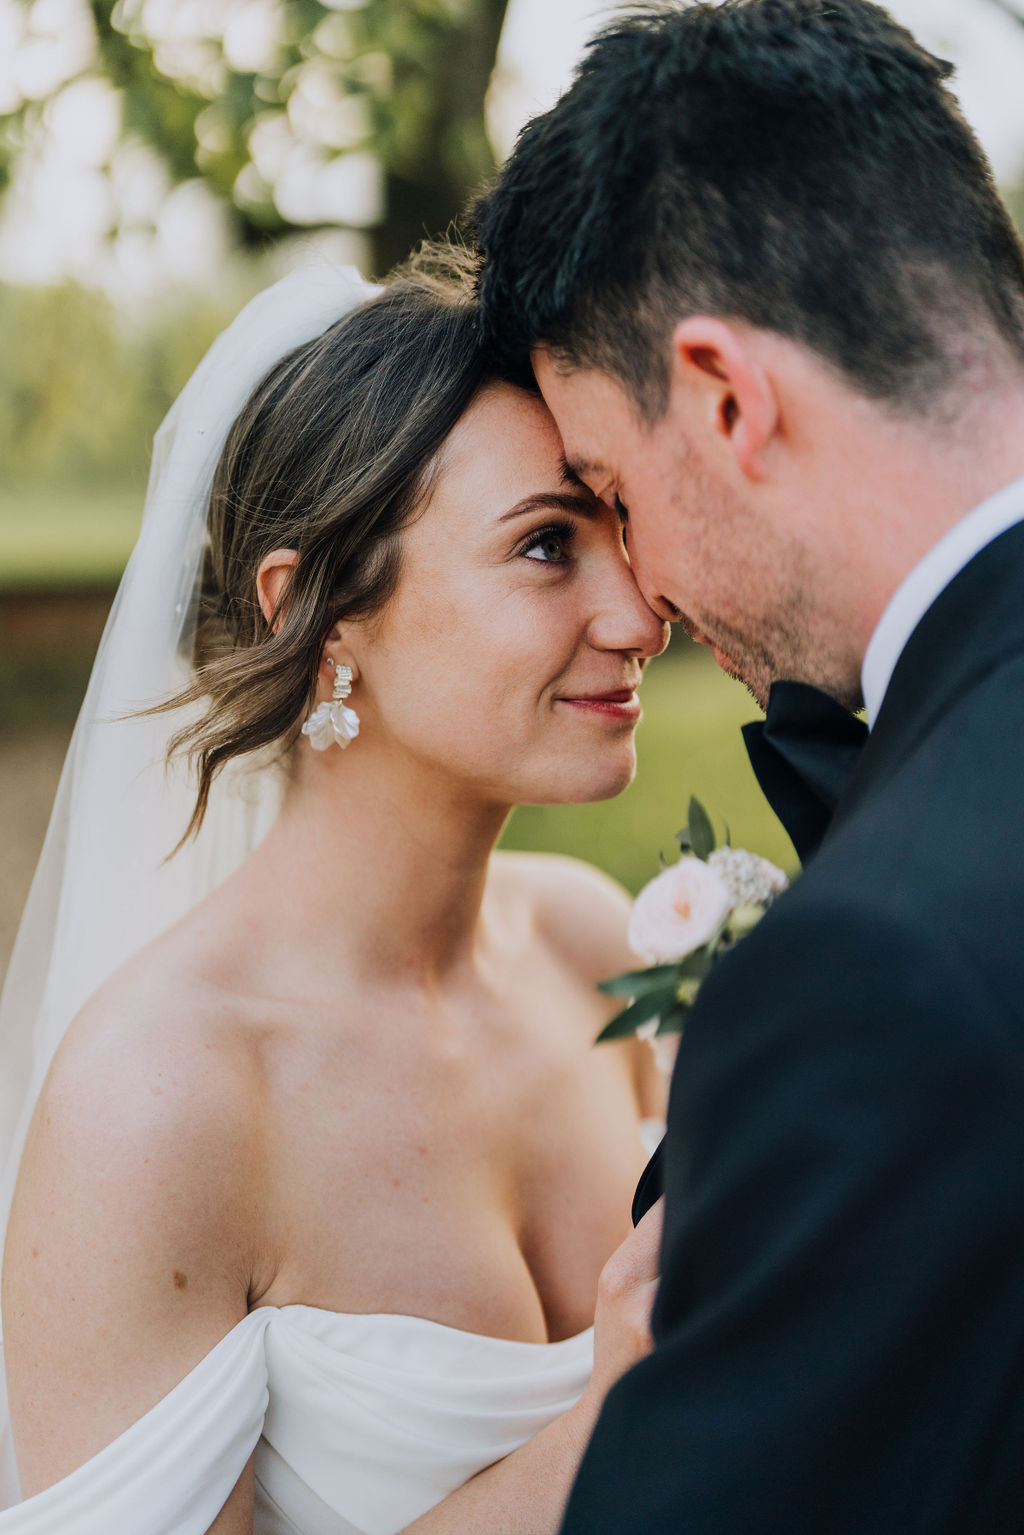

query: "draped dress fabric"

left=0, top=1306, right=593, bottom=1534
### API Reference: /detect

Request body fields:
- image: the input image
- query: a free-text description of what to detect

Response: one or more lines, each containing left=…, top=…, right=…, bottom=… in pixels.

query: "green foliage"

left=1, top=0, right=509, bottom=274
left=90, top=2, right=215, bottom=189
left=596, top=942, right=718, bottom=1043
left=677, top=795, right=716, bottom=860
left=656, top=1003, right=689, bottom=1036
left=0, top=281, right=239, bottom=491
left=597, top=964, right=680, bottom=1000
left=596, top=985, right=678, bottom=1042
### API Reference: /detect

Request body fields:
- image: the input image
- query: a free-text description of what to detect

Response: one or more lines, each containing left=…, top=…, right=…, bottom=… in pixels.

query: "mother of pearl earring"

left=301, top=660, right=360, bottom=750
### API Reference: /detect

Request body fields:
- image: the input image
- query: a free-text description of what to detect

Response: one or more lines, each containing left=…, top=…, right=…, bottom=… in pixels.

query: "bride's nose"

left=586, top=563, right=671, bottom=658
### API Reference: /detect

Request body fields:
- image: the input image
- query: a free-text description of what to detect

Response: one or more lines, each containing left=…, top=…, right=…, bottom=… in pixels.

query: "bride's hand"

left=582, top=1198, right=663, bottom=1418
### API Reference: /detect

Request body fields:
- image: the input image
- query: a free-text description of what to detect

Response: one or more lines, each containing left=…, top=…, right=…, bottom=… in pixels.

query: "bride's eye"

left=521, top=522, right=576, bottom=564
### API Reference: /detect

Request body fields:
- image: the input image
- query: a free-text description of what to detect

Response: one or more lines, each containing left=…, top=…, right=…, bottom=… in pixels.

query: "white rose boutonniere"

left=598, top=797, right=789, bottom=1050
left=628, top=857, right=735, bottom=965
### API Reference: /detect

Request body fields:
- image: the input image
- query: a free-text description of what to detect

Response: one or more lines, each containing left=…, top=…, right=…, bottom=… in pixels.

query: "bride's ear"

left=256, top=548, right=300, bottom=631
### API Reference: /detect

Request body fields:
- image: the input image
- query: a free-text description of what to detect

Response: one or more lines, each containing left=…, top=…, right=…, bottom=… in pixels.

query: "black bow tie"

left=741, top=681, right=869, bottom=865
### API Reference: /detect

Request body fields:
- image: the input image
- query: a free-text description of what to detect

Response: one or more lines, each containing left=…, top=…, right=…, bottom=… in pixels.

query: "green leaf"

left=598, top=963, right=681, bottom=999
left=656, top=1003, right=689, bottom=1036
left=596, top=987, right=678, bottom=1043
left=688, top=796, right=716, bottom=860
left=675, top=826, right=692, bottom=854
left=676, top=948, right=714, bottom=982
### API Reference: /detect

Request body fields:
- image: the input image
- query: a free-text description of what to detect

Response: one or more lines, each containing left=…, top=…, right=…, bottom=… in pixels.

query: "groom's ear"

left=670, top=317, right=778, bottom=483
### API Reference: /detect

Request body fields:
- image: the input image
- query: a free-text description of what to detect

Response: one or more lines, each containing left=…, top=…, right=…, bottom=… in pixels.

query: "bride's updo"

left=166, top=247, right=493, bottom=838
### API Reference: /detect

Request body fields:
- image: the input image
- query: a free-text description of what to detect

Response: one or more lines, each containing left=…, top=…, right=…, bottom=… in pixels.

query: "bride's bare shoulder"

left=489, top=849, right=637, bottom=985
left=4, top=928, right=268, bottom=1498
left=29, top=922, right=267, bottom=1211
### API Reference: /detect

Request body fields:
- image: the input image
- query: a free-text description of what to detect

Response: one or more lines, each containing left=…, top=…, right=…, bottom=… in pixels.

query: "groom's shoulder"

left=728, top=780, right=1022, bottom=1040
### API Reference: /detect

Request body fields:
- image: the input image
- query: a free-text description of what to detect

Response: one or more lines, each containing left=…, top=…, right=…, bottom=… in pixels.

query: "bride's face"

left=347, top=384, right=669, bottom=804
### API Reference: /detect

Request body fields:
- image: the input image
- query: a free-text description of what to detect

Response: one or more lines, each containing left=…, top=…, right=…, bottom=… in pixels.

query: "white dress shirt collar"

left=860, top=474, right=1024, bottom=728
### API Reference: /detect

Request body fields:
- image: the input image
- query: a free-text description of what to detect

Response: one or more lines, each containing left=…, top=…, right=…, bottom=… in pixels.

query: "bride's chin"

left=524, top=747, right=638, bottom=806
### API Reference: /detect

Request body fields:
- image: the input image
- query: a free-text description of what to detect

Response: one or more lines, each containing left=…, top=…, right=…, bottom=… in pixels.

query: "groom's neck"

left=797, top=361, right=1024, bottom=686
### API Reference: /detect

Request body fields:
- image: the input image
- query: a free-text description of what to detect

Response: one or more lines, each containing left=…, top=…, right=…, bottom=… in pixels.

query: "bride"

left=0, top=253, right=668, bottom=1534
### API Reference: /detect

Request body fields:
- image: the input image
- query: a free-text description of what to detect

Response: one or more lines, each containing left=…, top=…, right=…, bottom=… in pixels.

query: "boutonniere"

left=598, top=797, right=788, bottom=1054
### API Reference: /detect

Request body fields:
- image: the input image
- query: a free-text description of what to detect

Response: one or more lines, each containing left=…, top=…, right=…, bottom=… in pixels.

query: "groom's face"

left=533, top=348, right=822, bottom=710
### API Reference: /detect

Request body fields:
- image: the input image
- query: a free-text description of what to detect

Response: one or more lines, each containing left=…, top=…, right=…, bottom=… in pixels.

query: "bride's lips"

left=557, top=688, right=642, bottom=720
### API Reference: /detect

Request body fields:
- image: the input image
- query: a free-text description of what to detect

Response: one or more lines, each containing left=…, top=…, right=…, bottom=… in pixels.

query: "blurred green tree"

left=0, top=281, right=237, bottom=489
left=0, top=0, right=509, bottom=276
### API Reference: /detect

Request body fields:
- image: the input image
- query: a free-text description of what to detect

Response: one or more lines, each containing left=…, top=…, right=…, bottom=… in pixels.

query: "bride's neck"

left=251, top=739, right=510, bottom=984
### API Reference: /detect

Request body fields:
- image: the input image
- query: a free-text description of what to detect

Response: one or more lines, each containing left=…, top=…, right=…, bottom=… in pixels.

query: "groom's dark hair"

left=474, top=0, right=1024, bottom=419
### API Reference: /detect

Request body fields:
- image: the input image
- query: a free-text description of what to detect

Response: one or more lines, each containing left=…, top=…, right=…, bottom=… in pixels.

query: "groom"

left=475, top=1, right=1024, bottom=1530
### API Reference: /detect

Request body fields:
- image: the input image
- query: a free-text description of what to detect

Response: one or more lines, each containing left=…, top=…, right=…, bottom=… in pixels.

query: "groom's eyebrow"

left=499, top=490, right=598, bottom=522
left=564, top=457, right=605, bottom=484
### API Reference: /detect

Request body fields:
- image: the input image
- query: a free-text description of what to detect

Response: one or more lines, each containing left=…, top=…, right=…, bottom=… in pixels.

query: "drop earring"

left=302, top=659, right=360, bottom=750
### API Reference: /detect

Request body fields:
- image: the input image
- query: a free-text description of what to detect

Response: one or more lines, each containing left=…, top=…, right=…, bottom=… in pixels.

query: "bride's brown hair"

left=162, top=246, right=492, bottom=841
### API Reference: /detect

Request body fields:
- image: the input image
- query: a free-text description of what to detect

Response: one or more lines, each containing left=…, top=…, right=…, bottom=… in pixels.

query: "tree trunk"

left=371, top=0, right=511, bottom=275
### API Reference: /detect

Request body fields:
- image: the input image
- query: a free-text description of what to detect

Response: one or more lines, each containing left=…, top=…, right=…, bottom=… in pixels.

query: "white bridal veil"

left=0, top=262, right=379, bottom=1503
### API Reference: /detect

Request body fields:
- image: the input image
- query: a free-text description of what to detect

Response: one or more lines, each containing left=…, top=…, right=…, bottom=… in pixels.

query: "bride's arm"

left=2, top=989, right=261, bottom=1533
left=399, top=1202, right=662, bottom=1535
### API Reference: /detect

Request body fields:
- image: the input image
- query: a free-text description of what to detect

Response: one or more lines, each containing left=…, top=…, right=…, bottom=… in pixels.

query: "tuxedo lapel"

left=829, top=518, right=1024, bottom=837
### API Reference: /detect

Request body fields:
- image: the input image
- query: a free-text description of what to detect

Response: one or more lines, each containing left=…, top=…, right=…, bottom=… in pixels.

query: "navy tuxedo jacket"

left=562, top=522, right=1024, bottom=1534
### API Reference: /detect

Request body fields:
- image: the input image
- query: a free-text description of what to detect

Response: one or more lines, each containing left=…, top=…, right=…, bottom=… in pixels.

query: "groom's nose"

left=622, top=522, right=682, bottom=626
left=649, top=594, right=685, bottom=625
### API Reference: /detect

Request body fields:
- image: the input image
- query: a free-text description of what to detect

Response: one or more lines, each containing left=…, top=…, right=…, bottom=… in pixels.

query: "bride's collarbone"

left=257, top=979, right=640, bottom=1216
left=246, top=974, right=642, bottom=1343
left=252, top=960, right=629, bottom=1179
left=84, top=873, right=640, bottom=1341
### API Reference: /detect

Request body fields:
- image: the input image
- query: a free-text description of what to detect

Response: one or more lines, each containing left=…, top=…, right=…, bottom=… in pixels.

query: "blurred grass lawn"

left=0, top=486, right=144, bottom=587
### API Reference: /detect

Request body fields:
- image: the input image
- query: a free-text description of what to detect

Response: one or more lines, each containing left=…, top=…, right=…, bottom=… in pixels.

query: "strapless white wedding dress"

left=0, top=1304, right=593, bottom=1534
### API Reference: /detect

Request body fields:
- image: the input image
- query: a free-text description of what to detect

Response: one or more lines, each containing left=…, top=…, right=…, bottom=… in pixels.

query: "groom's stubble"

left=662, top=455, right=864, bottom=715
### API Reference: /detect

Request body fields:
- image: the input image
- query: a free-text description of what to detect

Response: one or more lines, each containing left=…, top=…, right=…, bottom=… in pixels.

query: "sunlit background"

left=3, top=0, right=1024, bottom=984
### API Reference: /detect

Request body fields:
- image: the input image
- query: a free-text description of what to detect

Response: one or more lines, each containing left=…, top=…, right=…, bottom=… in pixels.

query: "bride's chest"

left=253, top=976, right=646, bottom=1340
